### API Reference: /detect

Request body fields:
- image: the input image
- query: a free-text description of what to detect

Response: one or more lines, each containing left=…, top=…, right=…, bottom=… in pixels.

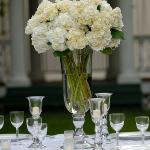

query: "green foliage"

left=53, top=49, right=70, bottom=57
left=101, top=47, right=113, bottom=55
left=86, top=25, right=92, bottom=31
left=97, top=5, right=101, bottom=11
left=111, top=28, right=125, bottom=40
left=47, top=42, right=51, bottom=46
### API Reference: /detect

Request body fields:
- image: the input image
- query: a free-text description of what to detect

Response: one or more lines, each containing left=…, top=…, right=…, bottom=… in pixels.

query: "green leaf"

left=101, top=47, right=113, bottom=55
left=47, top=42, right=51, bottom=46
left=111, top=28, right=125, bottom=40
left=86, top=25, right=92, bottom=31
left=53, top=49, right=70, bottom=57
left=97, top=5, right=101, bottom=11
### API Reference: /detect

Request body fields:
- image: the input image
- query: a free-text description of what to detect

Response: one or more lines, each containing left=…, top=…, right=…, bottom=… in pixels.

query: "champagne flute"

left=109, top=113, right=125, bottom=146
left=10, top=111, right=24, bottom=138
left=0, top=115, right=4, bottom=130
left=135, top=116, right=149, bottom=144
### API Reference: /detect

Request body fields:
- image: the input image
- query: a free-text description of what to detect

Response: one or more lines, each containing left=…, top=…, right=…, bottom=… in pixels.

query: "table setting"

left=0, top=95, right=150, bottom=150
left=0, top=0, right=149, bottom=149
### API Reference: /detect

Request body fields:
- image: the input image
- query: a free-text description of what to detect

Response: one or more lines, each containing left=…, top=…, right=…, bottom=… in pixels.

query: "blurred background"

left=0, top=0, right=150, bottom=135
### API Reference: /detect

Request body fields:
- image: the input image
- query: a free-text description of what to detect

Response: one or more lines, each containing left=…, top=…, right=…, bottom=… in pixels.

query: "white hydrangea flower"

left=52, top=43, right=67, bottom=51
left=53, top=13, right=77, bottom=29
left=107, top=39, right=121, bottom=48
left=80, top=5, right=99, bottom=25
left=101, top=0, right=112, bottom=12
left=66, top=28, right=87, bottom=50
left=42, top=3, right=58, bottom=21
left=69, top=1, right=86, bottom=24
left=25, top=15, right=43, bottom=34
left=112, top=7, right=124, bottom=29
left=80, top=0, right=102, bottom=7
left=92, top=10, right=113, bottom=32
left=87, top=30, right=112, bottom=51
left=70, top=2, right=99, bottom=25
left=35, top=0, right=58, bottom=22
left=36, top=0, right=52, bottom=15
left=31, top=23, right=50, bottom=53
left=47, top=27, right=67, bottom=44
left=56, top=0, right=73, bottom=13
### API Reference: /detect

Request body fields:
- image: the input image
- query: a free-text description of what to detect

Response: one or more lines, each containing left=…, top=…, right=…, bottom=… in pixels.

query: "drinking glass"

left=135, top=116, right=149, bottom=144
left=10, top=111, right=24, bottom=138
left=89, top=98, right=105, bottom=149
left=26, top=117, right=42, bottom=148
left=38, top=123, right=47, bottom=148
left=95, top=93, right=112, bottom=143
left=0, top=115, right=4, bottom=130
left=27, top=96, right=45, bottom=119
left=109, top=113, right=125, bottom=146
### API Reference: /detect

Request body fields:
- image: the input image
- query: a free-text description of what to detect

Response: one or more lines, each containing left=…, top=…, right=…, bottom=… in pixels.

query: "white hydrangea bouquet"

left=25, top=0, right=124, bottom=54
left=25, top=0, right=124, bottom=112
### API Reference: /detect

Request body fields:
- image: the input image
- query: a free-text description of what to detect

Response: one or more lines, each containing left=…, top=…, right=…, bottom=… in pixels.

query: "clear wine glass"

left=10, top=111, right=24, bottom=138
left=89, top=98, right=105, bottom=149
left=38, top=123, right=48, bottom=148
left=95, top=93, right=112, bottom=143
left=135, top=116, right=149, bottom=144
left=26, top=117, right=42, bottom=148
left=109, top=113, right=125, bottom=146
left=0, top=115, right=4, bottom=130
left=27, top=96, right=45, bottom=119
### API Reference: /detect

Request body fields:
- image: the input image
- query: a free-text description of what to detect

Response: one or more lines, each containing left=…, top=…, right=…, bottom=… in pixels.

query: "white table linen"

left=1, top=133, right=150, bottom=150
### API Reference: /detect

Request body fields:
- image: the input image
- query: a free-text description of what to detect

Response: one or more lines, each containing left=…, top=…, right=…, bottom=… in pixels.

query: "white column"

left=117, top=0, right=141, bottom=84
left=8, top=0, right=30, bottom=87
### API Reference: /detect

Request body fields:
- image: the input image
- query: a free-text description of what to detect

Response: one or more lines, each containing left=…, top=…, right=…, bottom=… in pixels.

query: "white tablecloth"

left=0, top=134, right=64, bottom=150
left=1, top=133, right=150, bottom=150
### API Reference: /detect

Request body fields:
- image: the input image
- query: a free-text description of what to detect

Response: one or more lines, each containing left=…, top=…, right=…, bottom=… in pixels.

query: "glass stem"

left=94, top=122, right=102, bottom=149
left=73, top=114, right=85, bottom=147
left=16, top=128, right=19, bottom=138
left=102, top=114, right=108, bottom=137
left=142, top=132, right=144, bottom=144
left=116, top=132, right=119, bottom=146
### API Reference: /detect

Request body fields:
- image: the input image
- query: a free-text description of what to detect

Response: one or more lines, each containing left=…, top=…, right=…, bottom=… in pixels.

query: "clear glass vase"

left=60, top=48, right=93, bottom=149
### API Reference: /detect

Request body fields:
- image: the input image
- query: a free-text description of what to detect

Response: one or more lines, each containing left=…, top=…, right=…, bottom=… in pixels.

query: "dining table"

left=1, top=132, right=150, bottom=150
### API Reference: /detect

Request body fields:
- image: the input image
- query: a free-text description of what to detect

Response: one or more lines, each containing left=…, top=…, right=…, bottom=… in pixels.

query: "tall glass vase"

left=60, top=48, right=93, bottom=149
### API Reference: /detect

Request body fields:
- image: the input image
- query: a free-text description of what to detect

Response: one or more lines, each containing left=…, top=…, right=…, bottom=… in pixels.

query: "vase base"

left=74, top=140, right=94, bottom=149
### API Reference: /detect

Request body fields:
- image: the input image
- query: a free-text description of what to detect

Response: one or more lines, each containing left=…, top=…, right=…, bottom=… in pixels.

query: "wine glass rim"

left=90, top=98, right=105, bottom=102
left=26, top=117, right=33, bottom=122
left=42, top=123, right=47, bottom=127
left=135, top=116, right=149, bottom=119
left=26, top=117, right=42, bottom=121
left=42, top=123, right=47, bottom=125
left=95, top=93, right=113, bottom=96
left=26, top=96, right=45, bottom=99
left=109, top=113, right=125, bottom=116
